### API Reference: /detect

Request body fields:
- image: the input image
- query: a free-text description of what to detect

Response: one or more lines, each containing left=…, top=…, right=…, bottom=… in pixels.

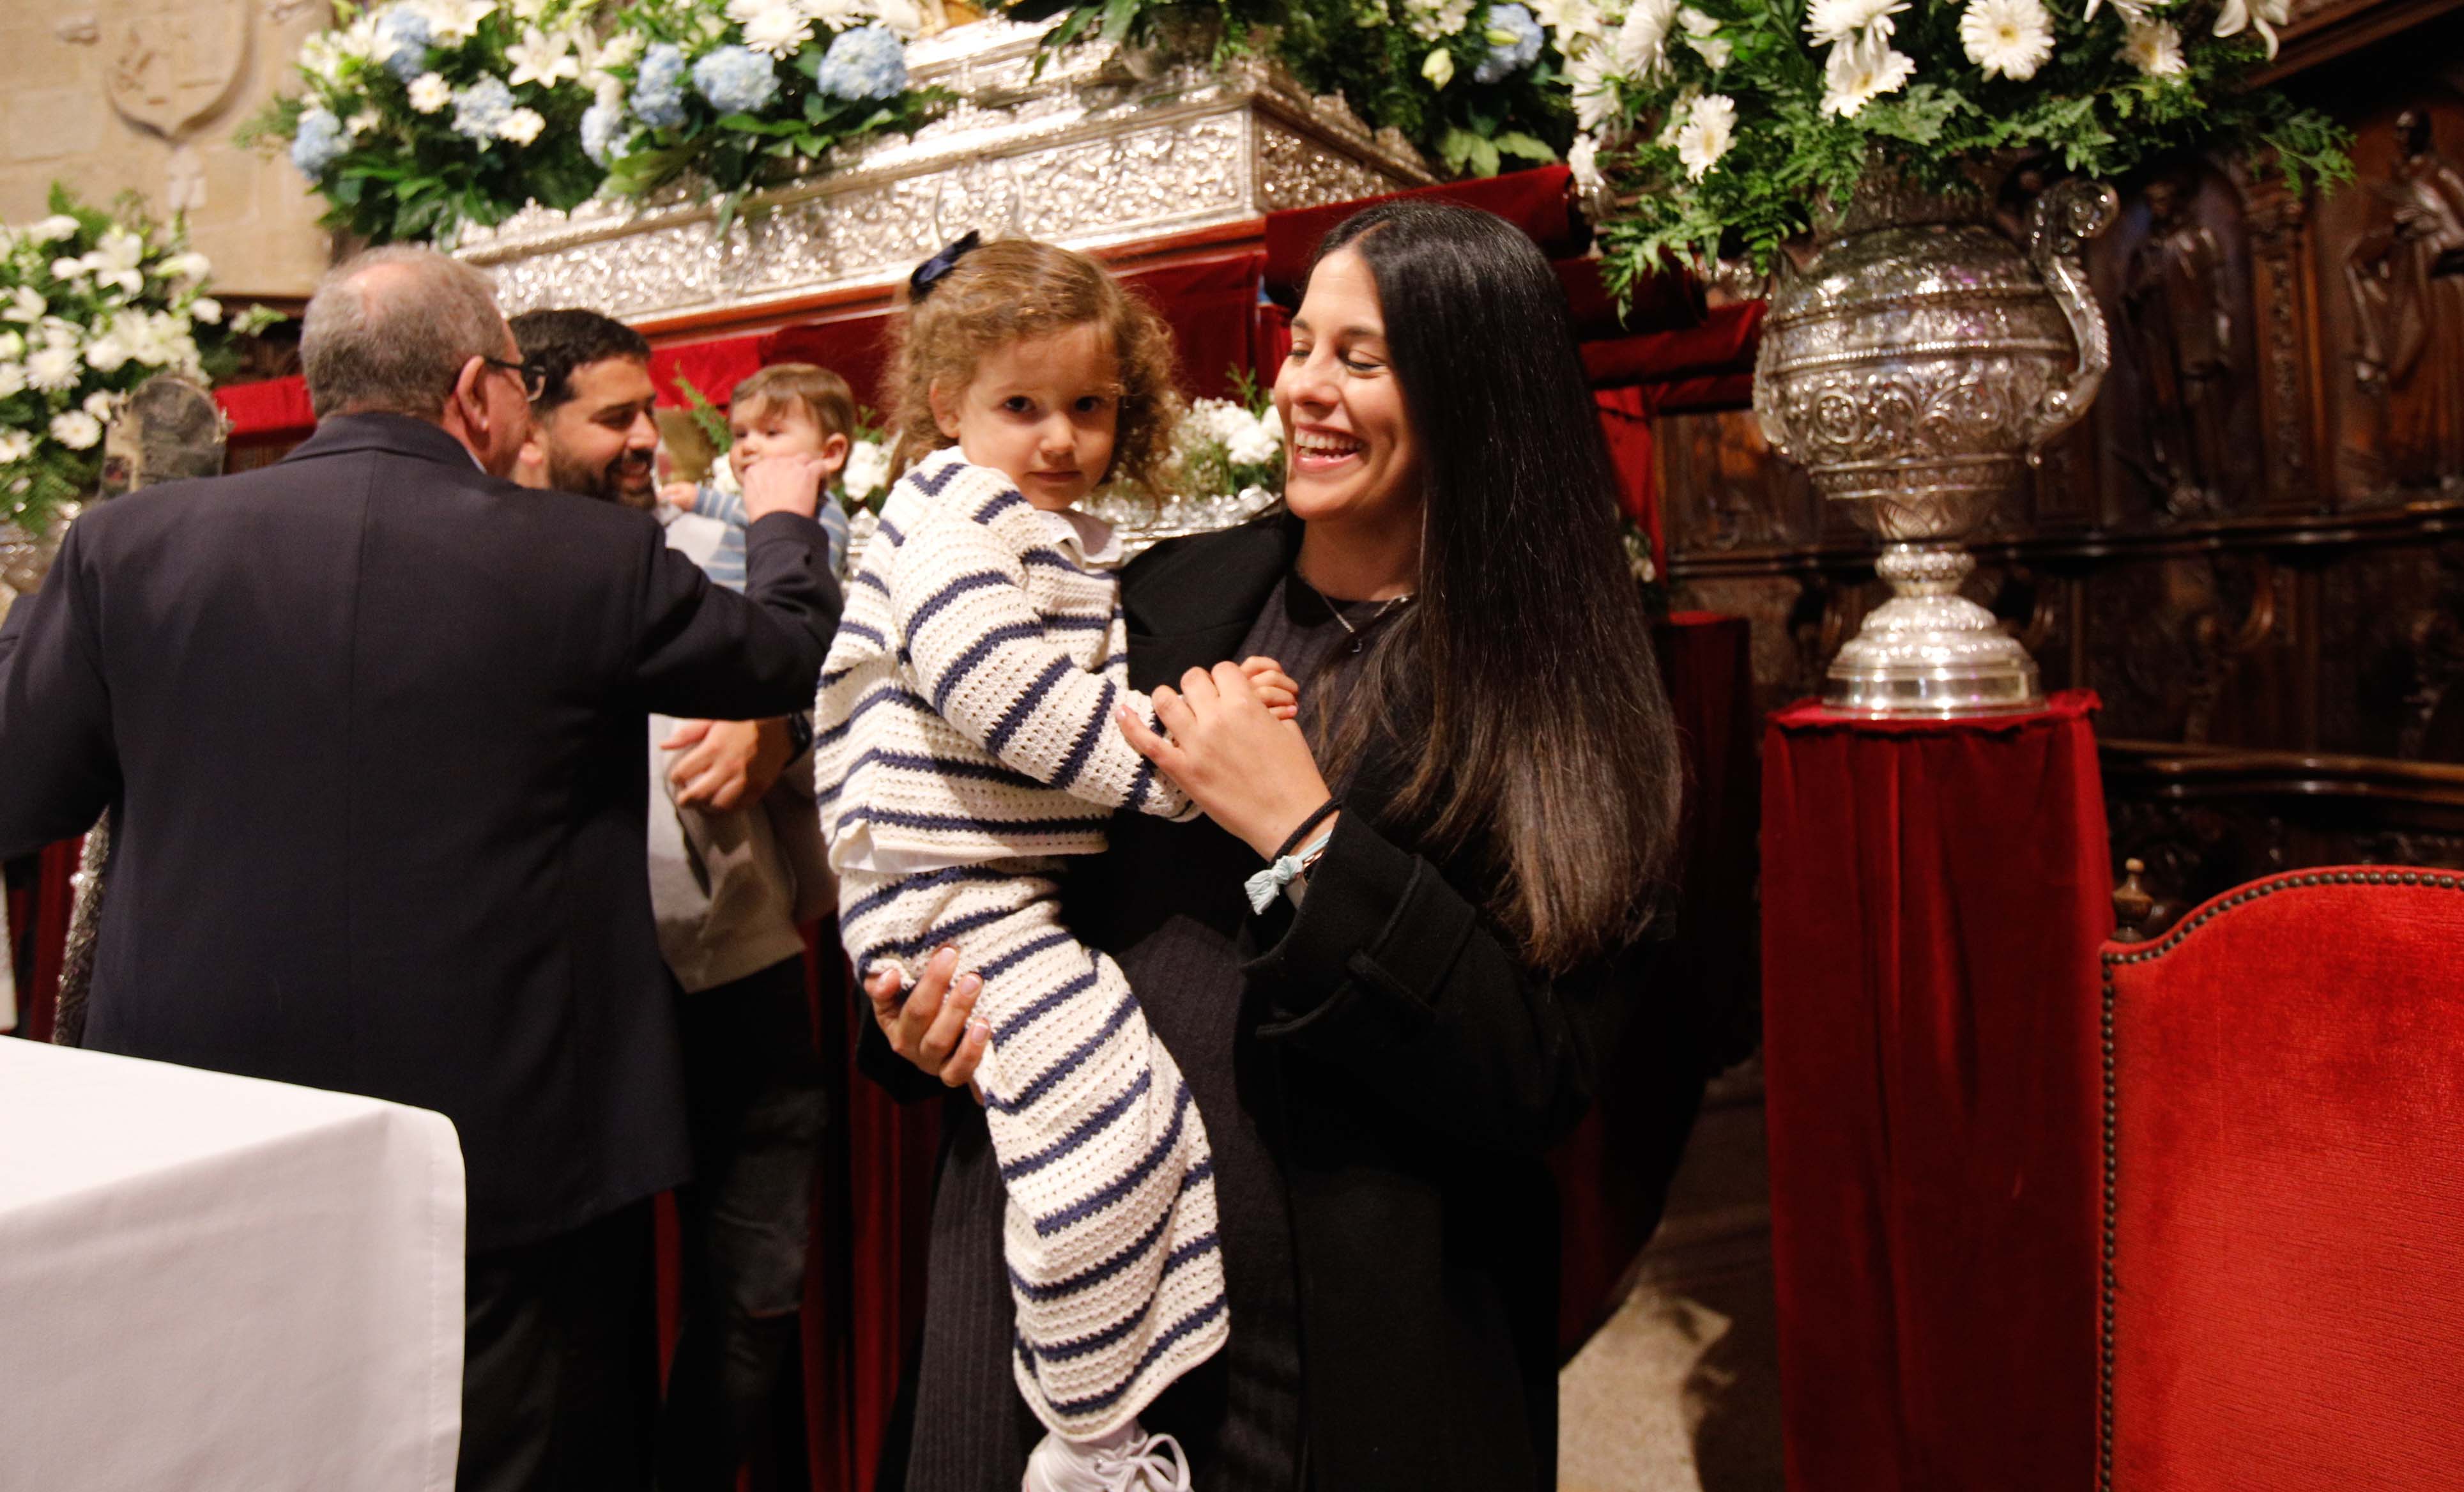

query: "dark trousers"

left=459, top=1201, right=659, bottom=1492
left=656, top=956, right=830, bottom=1492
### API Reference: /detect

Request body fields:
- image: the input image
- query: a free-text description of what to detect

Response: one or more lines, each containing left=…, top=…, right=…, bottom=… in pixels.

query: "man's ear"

left=928, top=380, right=961, bottom=440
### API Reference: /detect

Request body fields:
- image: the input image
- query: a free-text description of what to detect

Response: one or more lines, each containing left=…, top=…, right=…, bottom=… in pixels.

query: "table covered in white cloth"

left=0, top=1040, right=464, bottom=1491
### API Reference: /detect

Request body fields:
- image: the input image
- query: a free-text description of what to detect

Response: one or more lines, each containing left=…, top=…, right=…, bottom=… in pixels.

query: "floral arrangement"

left=1565, top=0, right=2350, bottom=285
left=1169, top=371, right=1285, bottom=505
left=241, top=0, right=607, bottom=243
left=246, top=1, right=947, bottom=245
left=0, top=189, right=276, bottom=537
left=583, top=0, right=947, bottom=213
left=1006, top=0, right=1582, bottom=176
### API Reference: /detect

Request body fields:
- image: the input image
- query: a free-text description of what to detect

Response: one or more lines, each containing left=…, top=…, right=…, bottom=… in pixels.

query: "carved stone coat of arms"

left=102, top=0, right=254, bottom=141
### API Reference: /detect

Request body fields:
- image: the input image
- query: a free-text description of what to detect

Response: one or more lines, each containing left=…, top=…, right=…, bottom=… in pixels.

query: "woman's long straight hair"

left=1312, top=201, right=1681, bottom=973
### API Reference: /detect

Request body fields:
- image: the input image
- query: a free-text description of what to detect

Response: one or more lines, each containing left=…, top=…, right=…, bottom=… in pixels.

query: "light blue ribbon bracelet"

left=1244, top=829, right=1335, bottom=913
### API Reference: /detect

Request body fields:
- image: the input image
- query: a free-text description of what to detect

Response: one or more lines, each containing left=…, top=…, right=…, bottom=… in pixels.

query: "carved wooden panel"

left=2313, top=95, right=2464, bottom=507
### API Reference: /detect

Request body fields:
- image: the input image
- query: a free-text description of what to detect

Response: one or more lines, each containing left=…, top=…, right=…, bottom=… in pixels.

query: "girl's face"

left=1273, top=247, right=1421, bottom=533
left=931, top=323, right=1120, bottom=512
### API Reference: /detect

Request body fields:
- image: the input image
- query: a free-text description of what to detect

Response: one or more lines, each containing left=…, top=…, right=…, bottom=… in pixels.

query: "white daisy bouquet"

left=1568, top=0, right=2351, bottom=286
left=586, top=0, right=947, bottom=215
left=0, top=188, right=277, bottom=536
left=1169, top=371, right=1285, bottom=505
left=242, top=1, right=606, bottom=243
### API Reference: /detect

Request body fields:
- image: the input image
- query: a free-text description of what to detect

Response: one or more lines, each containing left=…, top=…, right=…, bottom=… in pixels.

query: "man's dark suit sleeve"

left=0, top=521, right=119, bottom=858
left=629, top=510, right=842, bottom=719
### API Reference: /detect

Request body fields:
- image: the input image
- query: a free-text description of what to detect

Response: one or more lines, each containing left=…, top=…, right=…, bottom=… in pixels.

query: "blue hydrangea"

left=1473, top=3, right=1544, bottom=83
left=816, top=26, right=908, bottom=104
left=373, top=5, right=434, bottom=84
left=581, top=100, right=626, bottom=166
left=450, top=75, right=516, bottom=142
left=690, top=45, right=778, bottom=115
left=290, top=107, right=348, bottom=177
left=631, top=42, right=689, bottom=131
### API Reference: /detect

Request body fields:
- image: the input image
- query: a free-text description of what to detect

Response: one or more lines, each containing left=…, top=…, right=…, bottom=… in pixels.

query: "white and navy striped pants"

left=839, top=859, right=1228, bottom=1438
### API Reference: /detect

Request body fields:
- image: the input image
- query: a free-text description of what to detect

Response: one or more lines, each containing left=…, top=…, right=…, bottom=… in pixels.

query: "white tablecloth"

left=0, top=1040, right=464, bottom=1491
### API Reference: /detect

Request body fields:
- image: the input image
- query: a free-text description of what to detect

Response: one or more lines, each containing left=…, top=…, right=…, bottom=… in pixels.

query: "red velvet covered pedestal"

left=1759, top=692, right=2111, bottom=1492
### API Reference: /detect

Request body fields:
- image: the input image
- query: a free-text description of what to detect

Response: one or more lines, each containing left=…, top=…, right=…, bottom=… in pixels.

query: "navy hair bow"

left=909, top=231, right=982, bottom=300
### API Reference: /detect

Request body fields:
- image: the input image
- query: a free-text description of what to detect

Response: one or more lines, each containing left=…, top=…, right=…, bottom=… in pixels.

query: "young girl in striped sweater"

left=816, top=236, right=1295, bottom=1492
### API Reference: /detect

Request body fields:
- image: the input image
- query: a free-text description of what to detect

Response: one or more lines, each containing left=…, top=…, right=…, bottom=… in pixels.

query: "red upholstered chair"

left=2100, top=867, right=2464, bottom=1490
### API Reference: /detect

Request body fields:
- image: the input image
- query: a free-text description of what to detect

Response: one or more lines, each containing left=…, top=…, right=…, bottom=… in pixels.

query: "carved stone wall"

left=0, top=0, right=333, bottom=298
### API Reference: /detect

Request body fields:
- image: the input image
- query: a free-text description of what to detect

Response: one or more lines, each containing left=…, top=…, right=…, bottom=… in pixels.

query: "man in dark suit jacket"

left=0, top=247, right=843, bottom=1492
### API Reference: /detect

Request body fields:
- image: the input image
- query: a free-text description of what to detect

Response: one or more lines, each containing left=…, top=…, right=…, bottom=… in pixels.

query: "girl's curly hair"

left=881, top=238, right=1182, bottom=497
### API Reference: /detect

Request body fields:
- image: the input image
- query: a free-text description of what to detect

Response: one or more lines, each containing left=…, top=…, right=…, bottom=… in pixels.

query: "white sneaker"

left=1022, top=1423, right=1193, bottom=1492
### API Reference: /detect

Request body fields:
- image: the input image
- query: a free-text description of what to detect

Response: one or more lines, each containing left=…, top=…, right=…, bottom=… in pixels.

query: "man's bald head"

left=302, top=247, right=513, bottom=420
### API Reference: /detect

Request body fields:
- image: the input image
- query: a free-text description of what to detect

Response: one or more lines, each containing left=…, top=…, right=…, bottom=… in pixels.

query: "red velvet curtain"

left=1759, top=693, right=2109, bottom=1492
left=1, top=839, right=79, bottom=1043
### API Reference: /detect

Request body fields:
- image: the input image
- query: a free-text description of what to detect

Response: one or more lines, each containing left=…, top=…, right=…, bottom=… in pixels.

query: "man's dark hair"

left=507, top=308, right=652, bottom=412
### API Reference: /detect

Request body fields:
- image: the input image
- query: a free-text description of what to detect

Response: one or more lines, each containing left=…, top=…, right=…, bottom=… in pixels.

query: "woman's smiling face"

left=1273, top=246, right=1421, bottom=535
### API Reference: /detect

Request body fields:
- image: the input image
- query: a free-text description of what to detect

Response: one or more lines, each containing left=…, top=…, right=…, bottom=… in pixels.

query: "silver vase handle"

left=2023, top=178, right=2119, bottom=458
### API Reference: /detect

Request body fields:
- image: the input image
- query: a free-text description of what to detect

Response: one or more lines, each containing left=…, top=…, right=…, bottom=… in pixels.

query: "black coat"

left=0, top=413, right=840, bottom=1252
left=877, top=514, right=1683, bottom=1490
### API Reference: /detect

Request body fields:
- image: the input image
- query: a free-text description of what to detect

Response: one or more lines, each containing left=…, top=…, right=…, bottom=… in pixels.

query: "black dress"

left=878, top=514, right=1698, bottom=1491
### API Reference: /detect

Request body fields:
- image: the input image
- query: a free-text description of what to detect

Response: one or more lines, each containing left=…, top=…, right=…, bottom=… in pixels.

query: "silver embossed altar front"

left=1754, top=175, right=2116, bottom=717
left=457, top=18, right=1432, bottom=323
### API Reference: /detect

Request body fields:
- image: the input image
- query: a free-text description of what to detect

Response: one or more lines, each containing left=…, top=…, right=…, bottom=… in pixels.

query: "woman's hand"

left=864, top=946, right=988, bottom=1096
left=1117, top=660, right=1336, bottom=860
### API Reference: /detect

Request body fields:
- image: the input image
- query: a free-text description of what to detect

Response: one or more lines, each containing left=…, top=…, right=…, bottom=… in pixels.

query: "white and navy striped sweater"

left=816, top=449, right=1229, bottom=1436
left=815, top=447, right=1194, bottom=872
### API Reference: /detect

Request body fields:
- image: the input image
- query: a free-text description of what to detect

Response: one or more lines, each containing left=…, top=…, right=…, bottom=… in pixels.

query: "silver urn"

left=1754, top=174, right=2117, bottom=716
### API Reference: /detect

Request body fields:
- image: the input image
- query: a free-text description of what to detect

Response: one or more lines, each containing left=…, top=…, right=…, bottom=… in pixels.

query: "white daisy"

left=737, top=4, right=813, bottom=57
left=1612, top=0, right=1681, bottom=79
left=1671, top=92, right=1737, bottom=179
left=408, top=72, right=454, bottom=112
left=1568, top=46, right=1619, bottom=130
left=1805, top=0, right=1906, bottom=45
left=50, top=410, right=103, bottom=451
left=2116, top=17, right=2185, bottom=72
left=1959, top=0, right=2055, bottom=80
left=497, top=107, right=546, bottom=144
left=1820, top=31, right=1915, bottom=116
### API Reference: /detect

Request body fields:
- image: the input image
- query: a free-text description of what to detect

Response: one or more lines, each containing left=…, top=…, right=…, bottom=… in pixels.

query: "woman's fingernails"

left=955, top=973, right=983, bottom=1000
left=967, top=1016, right=991, bottom=1037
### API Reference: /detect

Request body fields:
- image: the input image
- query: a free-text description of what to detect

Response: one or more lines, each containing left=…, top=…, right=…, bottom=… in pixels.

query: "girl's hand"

left=1239, top=656, right=1300, bottom=721
left=1117, top=661, right=1336, bottom=860
left=864, top=945, right=988, bottom=1098
left=659, top=481, right=701, bottom=512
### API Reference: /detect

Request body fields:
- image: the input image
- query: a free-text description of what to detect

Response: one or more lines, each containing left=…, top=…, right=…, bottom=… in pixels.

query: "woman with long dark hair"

left=861, top=201, right=1691, bottom=1491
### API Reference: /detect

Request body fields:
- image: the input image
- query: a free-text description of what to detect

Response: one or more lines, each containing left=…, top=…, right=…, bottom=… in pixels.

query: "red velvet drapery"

left=1759, top=693, right=2109, bottom=1492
